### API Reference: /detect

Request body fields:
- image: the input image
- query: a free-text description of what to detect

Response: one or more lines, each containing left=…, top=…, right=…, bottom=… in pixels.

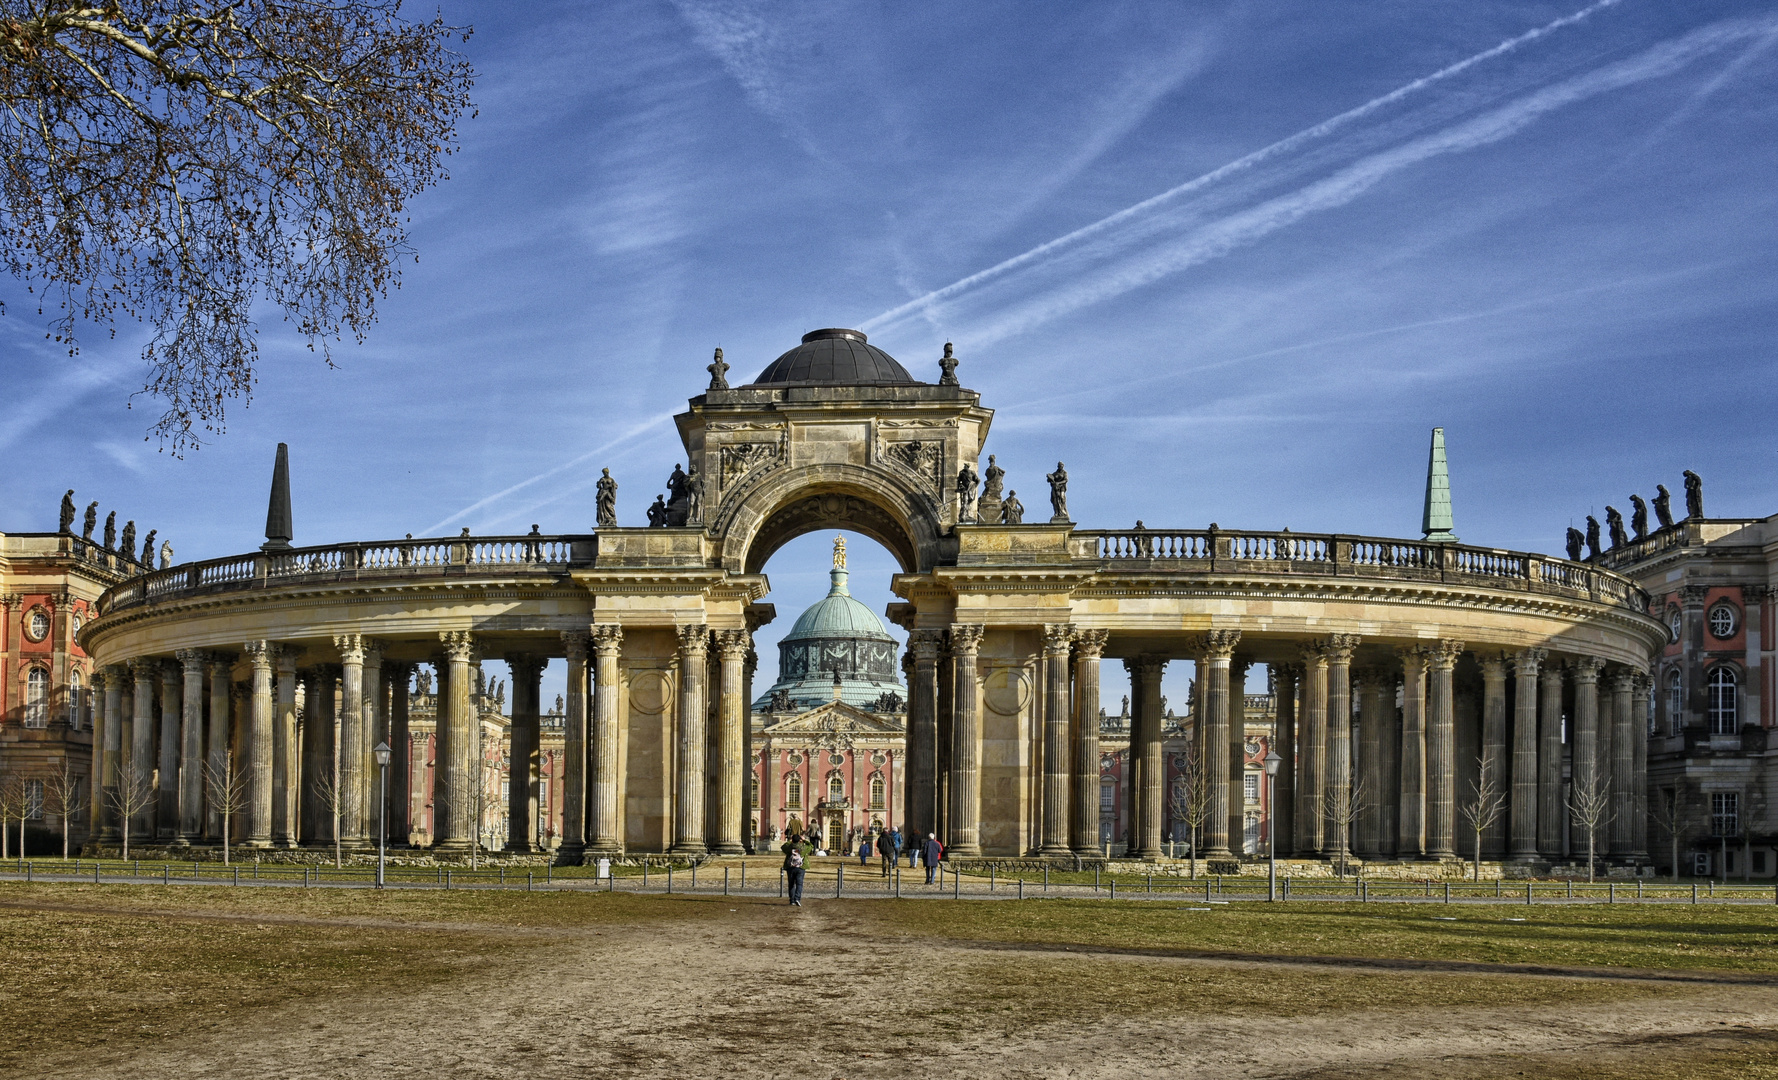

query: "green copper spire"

left=1421, top=427, right=1458, bottom=543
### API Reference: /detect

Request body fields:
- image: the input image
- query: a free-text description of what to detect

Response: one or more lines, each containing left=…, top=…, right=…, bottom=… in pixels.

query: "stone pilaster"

left=946, top=623, right=986, bottom=857
left=1125, top=654, right=1166, bottom=859
left=1425, top=639, right=1464, bottom=860
left=1537, top=660, right=1566, bottom=856
left=713, top=629, right=751, bottom=855
left=1271, top=663, right=1299, bottom=856
left=505, top=653, right=546, bottom=852
left=242, top=642, right=275, bottom=847
left=1296, top=643, right=1328, bottom=855
left=672, top=624, right=710, bottom=855
left=1196, top=630, right=1242, bottom=859
left=560, top=630, right=589, bottom=857
left=907, top=628, right=945, bottom=844
left=1070, top=629, right=1109, bottom=855
left=589, top=624, right=625, bottom=855
left=1396, top=647, right=1428, bottom=858
left=334, top=634, right=368, bottom=847
left=1509, top=649, right=1545, bottom=860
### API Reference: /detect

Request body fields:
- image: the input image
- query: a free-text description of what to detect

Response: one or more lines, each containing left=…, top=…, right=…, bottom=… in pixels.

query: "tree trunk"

left=1587, top=830, right=1596, bottom=884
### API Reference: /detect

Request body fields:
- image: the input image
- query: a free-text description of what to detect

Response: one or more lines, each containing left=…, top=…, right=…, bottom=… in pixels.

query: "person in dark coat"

left=880, top=827, right=900, bottom=877
left=859, top=831, right=872, bottom=866
left=923, top=833, right=944, bottom=885
left=781, top=831, right=811, bottom=906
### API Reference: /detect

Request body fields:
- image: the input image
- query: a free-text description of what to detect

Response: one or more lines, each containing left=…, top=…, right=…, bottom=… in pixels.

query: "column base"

left=503, top=841, right=539, bottom=854
left=1202, top=846, right=1234, bottom=859
left=1128, top=847, right=1163, bottom=860
left=432, top=839, right=472, bottom=852
left=242, top=838, right=274, bottom=849
left=586, top=840, right=622, bottom=857
left=1038, top=843, right=1073, bottom=856
left=711, top=841, right=746, bottom=855
left=947, top=843, right=981, bottom=858
left=671, top=842, right=708, bottom=857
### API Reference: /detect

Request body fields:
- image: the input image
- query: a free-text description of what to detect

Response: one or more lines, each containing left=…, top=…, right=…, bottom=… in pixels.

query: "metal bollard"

left=547, top=863, right=552, bottom=884
left=990, top=866, right=995, bottom=892
left=693, top=865, right=697, bottom=890
left=1109, top=880, right=1116, bottom=901
left=953, top=866, right=960, bottom=899
left=1527, top=881, right=1533, bottom=905
left=233, top=866, right=239, bottom=887
left=667, top=866, right=673, bottom=894
left=1567, top=880, right=1573, bottom=899
left=94, top=862, right=100, bottom=884
left=895, top=866, right=901, bottom=898
left=1148, top=872, right=1152, bottom=894
left=725, top=867, right=730, bottom=896
left=1095, top=867, right=1100, bottom=892
left=779, top=869, right=784, bottom=898
left=1019, top=879, right=1024, bottom=900
left=1444, top=882, right=1450, bottom=904
left=1609, top=882, right=1615, bottom=904
left=446, top=870, right=452, bottom=890
left=1693, top=883, right=1699, bottom=904
left=1044, top=865, right=1049, bottom=892
left=1206, top=878, right=1211, bottom=901
left=163, top=864, right=169, bottom=885
left=528, top=871, right=534, bottom=893
left=837, top=865, right=844, bottom=898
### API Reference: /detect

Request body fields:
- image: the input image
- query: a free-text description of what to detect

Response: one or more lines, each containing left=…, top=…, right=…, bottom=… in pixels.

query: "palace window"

left=1708, top=604, right=1738, bottom=640
left=1100, top=777, right=1115, bottom=816
left=1707, top=668, right=1738, bottom=735
left=23, top=667, right=49, bottom=728
left=751, top=776, right=760, bottom=808
left=786, top=774, right=802, bottom=810
left=1711, top=792, right=1740, bottom=837
left=1666, top=670, right=1683, bottom=732
left=24, top=779, right=44, bottom=820
left=869, top=774, right=885, bottom=810
left=1667, top=608, right=1682, bottom=642
left=25, top=608, right=49, bottom=642
left=68, top=669, right=82, bottom=730
left=828, top=773, right=845, bottom=803
left=1243, top=772, right=1260, bottom=804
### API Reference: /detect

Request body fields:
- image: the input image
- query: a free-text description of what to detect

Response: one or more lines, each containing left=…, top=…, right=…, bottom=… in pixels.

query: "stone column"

left=435, top=631, right=476, bottom=850
left=99, top=666, right=124, bottom=841
left=506, top=653, right=545, bottom=852
left=272, top=648, right=299, bottom=847
left=1508, top=649, right=1545, bottom=860
left=1354, top=668, right=1387, bottom=857
left=1397, top=647, right=1428, bottom=858
left=206, top=654, right=233, bottom=841
left=673, top=624, right=709, bottom=855
left=714, top=629, right=750, bottom=855
left=173, top=650, right=207, bottom=844
left=907, top=628, right=944, bottom=845
left=1426, top=640, right=1463, bottom=860
left=361, top=640, right=384, bottom=837
left=1323, top=636, right=1359, bottom=860
left=1198, top=630, right=1242, bottom=859
left=1568, top=657, right=1604, bottom=859
left=1037, top=625, right=1073, bottom=856
left=1479, top=653, right=1509, bottom=858
left=1296, top=644, right=1328, bottom=855
left=158, top=660, right=181, bottom=838
left=1227, top=657, right=1252, bottom=855
left=243, top=642, right=274, bottom=846
left=301, top=666, right=339, bottom=847
left=559, top=630, right=589, bottom=857
left=1537, top=661, right=1566, bottom=856
left=589, top=624, right=624, bottom=855
left=129, top=658, right=157, bottom=841
left=1632, top=672, right=1651, bottom=860
left=1070, top=629, right=1109, bottom=855
left=1125, top=655, right=1166, bottom=858
left=1610, top=668, right=1636, bottom=856
left=334, top=635, right=367, bottom=848
left=743, top=643, right=758, bottom=851
left=1272, top=663, right=1299, bottom=856
left=946, top=623, right=986, bottom=857
left=385, top=662, right=413, bottom=846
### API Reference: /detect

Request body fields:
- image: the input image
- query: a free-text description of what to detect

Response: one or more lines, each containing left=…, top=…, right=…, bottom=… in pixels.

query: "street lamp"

left=374, top=741, right=392, bottom=889
left=1262, top=750, right=1282, bottom=902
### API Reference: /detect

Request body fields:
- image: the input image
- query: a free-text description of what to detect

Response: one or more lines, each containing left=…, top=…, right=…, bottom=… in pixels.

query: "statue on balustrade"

left=1046, top=462, right=1069, bottom=523
left=104, top=512, right=118, bottom=551
left=596, top=468, right=618, bottom=527
left=59, top=490, right=76, bottom=533
left=416, top=668, right=432, bottom=696
left=1629, top=494, right=1649, bottom=540
left=1653, top=484, right=1674, bottom=529
left=160, top=540, right=174, bottom=569
left=1584, top=516, right=1602, bottom=560
left=646, top=494, right=668, bottom=528
left=706, top=346, right=729, bottom=390
left=938, top=342, right=959, bottom=386
left=664, top=464, right=691, bottom=526
left=1001, top=491, right=1024, bottom=525
left=955, top=463, right=979, bottom=523
left=1605, top=506, right=1628, bottom=550
left=141, top=529, right=157, bottom=565
left=977, top=455, right=1004, bottom=522
left=1683, top=470, right=1704, bottom=519
left=82, top=502, right=97, bottom=541
left=684, top=466, right=703, bottom=525
left=1564, top=526, right=1584, bottom=562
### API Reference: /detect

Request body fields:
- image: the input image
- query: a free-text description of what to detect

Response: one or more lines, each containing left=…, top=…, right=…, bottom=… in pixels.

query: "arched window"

left=24, top=667, right=49, bottom=728
left=1707, top=668, right=1738, bottom=735
left=786, top=774, right=802, bottom=810
left=869, top=774, right=885, bottom=810
left=828, top=772, right=844, bottom=803
left=68, top=669, right=83, bottom=730
left=1664, top=670, right=1682, bottom=733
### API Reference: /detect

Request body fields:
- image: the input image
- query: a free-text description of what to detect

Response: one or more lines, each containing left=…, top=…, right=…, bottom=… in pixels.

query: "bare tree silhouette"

left=310, top=767, right=348, bottom=869
left=0, top=776, right=23, bottom=859
left=1169, top=743, right=1213, bottom=879
left=46, top=762, right=85, bottom=859
left=1322, top=776, right=1369, bottom=879
left=1649, top=786, right=1684, bottom=883
left=204, top=751, right=251, bottom=865
left=1568, top=767, right=1613, bottom=884
left=109, top=751, right=157, bottom=860
left=1458, top=759, right=1508, bottom=882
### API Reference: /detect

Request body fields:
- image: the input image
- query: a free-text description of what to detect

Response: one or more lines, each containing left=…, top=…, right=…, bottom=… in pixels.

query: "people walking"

left=782, top=831, right=810, bottom=906
left=880, top=827, right=900, bottom=877
left=923, top=833, right=943, bottom=885
left=906, top=825, right=919, bottom=869
left=859, top=831, right=872, bottom=866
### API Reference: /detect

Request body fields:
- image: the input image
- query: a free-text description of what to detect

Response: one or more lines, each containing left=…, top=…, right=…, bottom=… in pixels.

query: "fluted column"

left=272, top=648, right=299, bottom=846
left=1632, top=672, right=1651, bottom=860
left=1322, top=636, right=1359, bottom=859
left=301, top=666, right=339, bottom=847
left=506, top=653, right=545, bottom=852
left=1397, top=647, right=1428, bottom=858
left=714, top=629, right=750, bottom=854
left=158, top=661, right=181, bottom=838
left=946, top=623, right=985, bottom=857
left=1123, top=655, right=1165, bottom=858
left=1478, top=653, right=1508, bottom=858
left=1296, top=644, right=1328, bottom=855
left=128, top=658, right=157, bottom=840
left=1227, top=658, right=1252, bottom=855
left=243, top=642, right=274, bottom=846
left=908, top=628, right=944, bottom=844
left=1039, top=625, right=1073, bottom=855
left=434, top=632, right=476, bottom=850
left=1272, top=663, right=1299, bottom=856
left=589, top=624, right=624, bottom=855
left=173, top=650, right=206, bottom=844
left=1354, top=668, right=1387, bottom=857
left=1197, top=630, right=1241, bottom=859
left=1570, top=654, right=1603, bottom=796
left=360, top=640, right=384, bottom=835
left=1070, top=629, right=1109, bottom=855
left=673, top=624, right=709, bottom=855
left=1426, top=639, right=1463, bottom=860
left=1537, top=661, right=1566, bottom=856
left=206, top=654, right=233, bottom=841
left=334, top=635, right=367, bottom=847
left=560, top=630, right=589, bottom=857
left=743, top=643, right=758, bottom=851
left=1509, top=649, right=1545, bottom=860
left=1609, top=668, right=1636, bottom=856
left=385, top=662, right=413, bottom=845
left=95, top=669, right=122, bottom=839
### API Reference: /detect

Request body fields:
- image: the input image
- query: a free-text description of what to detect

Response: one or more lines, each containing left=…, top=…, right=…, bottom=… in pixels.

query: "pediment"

left=763, top=700, right=905, bottom=736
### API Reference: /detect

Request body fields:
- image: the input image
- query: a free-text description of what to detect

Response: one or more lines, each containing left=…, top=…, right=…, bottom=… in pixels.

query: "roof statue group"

left=1566, top=470, right=1703, bottom=562
left=56, top=488, right=167, bottom=569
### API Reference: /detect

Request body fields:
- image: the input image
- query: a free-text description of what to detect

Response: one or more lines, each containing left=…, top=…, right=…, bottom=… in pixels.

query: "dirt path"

left=35, top=898, right=1778, bottom=1079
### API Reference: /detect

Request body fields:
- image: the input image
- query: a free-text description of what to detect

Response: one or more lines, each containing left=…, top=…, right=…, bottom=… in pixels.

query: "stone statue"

left=1683, top=470, right=1703, bottom=519
left=475, top=667, right=486, bottom=696
left=159, top=540, right=174, bottom=569
left=646, top=494, right=668, bottom=528
left=554, top=694, right=564, bottom=714
left=1584, top=516, right=1601, bottom=560
left=1046, top=462, right=1069, bottom=523
left=833, top=534, right=847, bottom=569
left=667, top=463, right=689, bottom=502
left=141, top=530, right=157, bottom=565
left=104, top=512, right=117, bottom=551
left=977, top=455, right=1004, bottom=522
left=685, top=466, right=703, bottom=524
left=1653, top=484, right=1674, bottom=529
left=955, top=463, right=979, bottom=523
left=1120, top=694, right=1129, bottom=717
left=1629, top=494, right=1649, bottom=540
left=1605, top=506, right=1627, bottom=549
left=938, top=342, right=959, bottom=386
left=416, top=668, right=432, bottom=695
left=1565, top=526, right=1584, bottom=562
left=664, top=464, right=691, bottom=525
left=1001, top=491, right=1024, bottom=525
left=706, top=346, right=729, bottom=390
left=81, top=501, right=97, bottom=540
left=596, top=468, right=617, bottom=527
left=58, top=490, right=76, bottom=534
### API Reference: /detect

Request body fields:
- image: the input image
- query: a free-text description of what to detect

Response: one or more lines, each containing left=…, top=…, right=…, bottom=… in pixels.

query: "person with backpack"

left=923, top=833, right=944, bottom=885
left=782, top=830, right=811, bottom=906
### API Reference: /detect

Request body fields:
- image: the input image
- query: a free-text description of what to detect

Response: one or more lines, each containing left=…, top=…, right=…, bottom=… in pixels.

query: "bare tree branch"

left=1458, top=759, right=1508, bottom=882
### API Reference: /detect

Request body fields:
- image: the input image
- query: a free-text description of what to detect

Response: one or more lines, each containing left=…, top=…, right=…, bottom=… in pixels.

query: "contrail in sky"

left=861, top=0, right=1628, bottom=337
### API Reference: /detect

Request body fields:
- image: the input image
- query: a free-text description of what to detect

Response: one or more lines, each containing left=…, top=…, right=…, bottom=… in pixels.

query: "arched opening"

left=718, top=462, right=947, bottom=575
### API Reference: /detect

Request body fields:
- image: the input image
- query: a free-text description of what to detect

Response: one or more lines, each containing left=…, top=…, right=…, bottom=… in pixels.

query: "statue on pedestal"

left=596, top=468, right=618, bottom=527
left=1683, top=470, right=1704, bottom=519
left=1564, top=527, right=1584, bottom=562
left=1629, top=495, right=1649, bottom=540
left=1046, top=462, right=1070, bottom=523
left=646, top=495, right=668, bottom=528
left=160, top=540, right=174, bottom=569
left=1653, top=484, right=1674, bottom=530
left=58, top=490, right=75, bottom=533
left=119, top=520, right=135, bottom=559
left=103, top=512, right=117, bottom=551
left=706, top=347, right=729, bottom=390
left=664, top=464, right=691, bottom=526
left=1605, top=506, right=1627, bottom=549
left=1584, top=516, right=1601, bottom=560
left=956, top=463, right=979, bottom=523
left=977, top=454, right=1004, bottom=522
left=141, top=530, right=157, bottom=566
left=82, top=502, right=97, bottom=540
left=685, top=467, right=703, bottom=525
left=1002, top=491, right=1024, bottom=525
left=938, top=342, right=959, bottom=386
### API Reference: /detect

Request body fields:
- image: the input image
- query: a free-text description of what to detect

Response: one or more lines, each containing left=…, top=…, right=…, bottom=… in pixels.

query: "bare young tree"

left=1458, top=760, right=1509, bottom=882
left=0, top=776, right=22, bottom=859
left=309, top=765, right=346, bottom=869
left=204, top=750, right=249, bottom=865
left=0, top=1, right=476, bottom=450
left=1649, top=786, right=1683, bottom=883
left=109, top=752, right=156, bottom=860
left=1567, top=767, right=1613, bottom=885
left=1169, top=744, right=1213, bottom=879
left=1321, top=776, right=1368, bottom=879
left=45, top=761, right=84, bottom=859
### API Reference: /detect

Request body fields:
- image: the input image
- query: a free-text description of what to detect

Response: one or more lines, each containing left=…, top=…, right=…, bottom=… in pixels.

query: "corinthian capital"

left=1428, top=639, right=1465, bottom=671
left=439, top=630, right=476, bottom=663
left=715, top=628, right=751, bottom=659
left=1316, top=634, right=1361, bottom=664
left=1569, top=655, right=1605, bottom=682
left=333, top=633, right=365, bottom=664
left=590, top=623, right=624, bottom=656
left=1042, top=623, right=1075, bottom=655
left=676, top=623, right=709, bottom=656
left=1072, top=628, right=1110, bottom=660
left=175, top=648, right=208, bottom=670
left=561, top=629, right=589, bottom=662
left=1512, top=647, right=1547, bottom=678
left=909, top=628, right=946, bottom=660
left=947, top=623, right=985, bottom=654
left=1192, top=629, right=1241, bottom=662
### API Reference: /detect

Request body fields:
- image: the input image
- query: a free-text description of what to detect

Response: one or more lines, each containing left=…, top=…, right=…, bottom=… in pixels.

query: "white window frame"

left=23, top=667, right=50, bottom=728
left=1707, top=667, right=1738, bottom=735
left=1708, top=603, right=1738, bottom=640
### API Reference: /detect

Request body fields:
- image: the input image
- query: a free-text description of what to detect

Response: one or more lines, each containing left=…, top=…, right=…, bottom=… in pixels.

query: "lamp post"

left=374, top=741, right=391, bottom=889
left=1263, top=750, right=1281, bottom=902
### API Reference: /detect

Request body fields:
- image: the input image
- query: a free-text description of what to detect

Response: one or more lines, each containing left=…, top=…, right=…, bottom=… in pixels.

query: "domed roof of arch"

left=747, top=328, right=918, bottom=387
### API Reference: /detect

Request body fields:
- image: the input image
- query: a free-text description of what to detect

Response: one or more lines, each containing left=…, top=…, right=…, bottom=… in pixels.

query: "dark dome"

left=748, top=328, right=918, bottom=386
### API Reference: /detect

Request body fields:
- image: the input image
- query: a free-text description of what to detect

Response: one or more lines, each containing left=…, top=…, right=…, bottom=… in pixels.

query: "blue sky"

left=5, top=1, right=1775, bottom=707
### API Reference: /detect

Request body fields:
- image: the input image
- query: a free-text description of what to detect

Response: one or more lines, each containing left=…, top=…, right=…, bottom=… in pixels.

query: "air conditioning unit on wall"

left=1693, top=852, right=1711, bottom=877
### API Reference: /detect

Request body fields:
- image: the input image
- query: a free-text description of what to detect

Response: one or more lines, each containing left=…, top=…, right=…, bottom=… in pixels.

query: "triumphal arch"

left=79, top=328, right=1666, bottom=865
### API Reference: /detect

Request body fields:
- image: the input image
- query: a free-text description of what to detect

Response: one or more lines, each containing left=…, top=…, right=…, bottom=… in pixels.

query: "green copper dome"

left=754, top=537, right=905, bottom=712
